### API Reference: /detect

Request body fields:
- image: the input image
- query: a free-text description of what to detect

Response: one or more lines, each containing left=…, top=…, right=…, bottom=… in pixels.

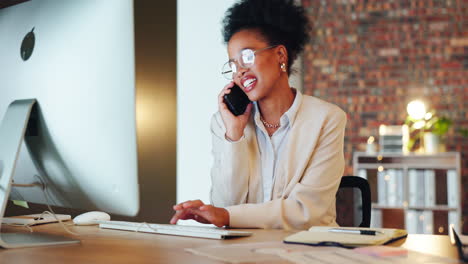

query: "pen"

left=328, top=228, right=383, bottom=236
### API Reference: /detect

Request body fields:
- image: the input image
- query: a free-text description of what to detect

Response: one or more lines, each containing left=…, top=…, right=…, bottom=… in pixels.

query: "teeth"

left=243, top=78, right=257, bottom=88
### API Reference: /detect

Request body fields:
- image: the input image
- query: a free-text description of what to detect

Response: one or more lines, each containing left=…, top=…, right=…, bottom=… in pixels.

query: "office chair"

left=336, top=176, right=371, bottom=227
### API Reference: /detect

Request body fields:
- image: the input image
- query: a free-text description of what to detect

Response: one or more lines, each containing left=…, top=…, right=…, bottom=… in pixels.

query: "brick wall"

left=301, top=0, right=468, bottom=233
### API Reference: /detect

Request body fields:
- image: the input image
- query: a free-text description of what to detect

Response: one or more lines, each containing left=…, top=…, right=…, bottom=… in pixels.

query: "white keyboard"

left=98, top=220, right=252, bottom=240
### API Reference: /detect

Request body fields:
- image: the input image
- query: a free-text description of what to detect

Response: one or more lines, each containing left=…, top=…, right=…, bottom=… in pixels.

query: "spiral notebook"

left=284, top=226, right=408, bottom=248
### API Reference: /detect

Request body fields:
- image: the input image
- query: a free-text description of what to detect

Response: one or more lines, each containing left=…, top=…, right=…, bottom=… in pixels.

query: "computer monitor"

left=0, top=0, right=139, bottom=247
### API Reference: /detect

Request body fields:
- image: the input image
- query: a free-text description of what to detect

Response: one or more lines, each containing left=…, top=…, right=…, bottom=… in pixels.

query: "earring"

left=280, top=63, right=287, bottom=72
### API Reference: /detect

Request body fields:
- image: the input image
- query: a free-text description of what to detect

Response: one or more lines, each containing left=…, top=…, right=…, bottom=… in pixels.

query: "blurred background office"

left=299, top=0, right=467, bottom=235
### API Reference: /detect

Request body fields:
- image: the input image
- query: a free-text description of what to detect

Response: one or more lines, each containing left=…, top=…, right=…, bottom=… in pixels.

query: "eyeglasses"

left=221, top=45, right=278, bottom=80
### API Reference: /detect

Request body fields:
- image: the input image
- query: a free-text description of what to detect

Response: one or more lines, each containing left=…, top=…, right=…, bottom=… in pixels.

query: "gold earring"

left=280, top=63, right=287, bottom=72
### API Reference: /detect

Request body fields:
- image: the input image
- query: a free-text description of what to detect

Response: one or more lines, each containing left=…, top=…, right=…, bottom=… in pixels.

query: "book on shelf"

left=377, top=170, right=387, bottom=205
left=435, top=171, right=448, bottom=205
left=405, top=210, right=431, bottom=234
left=371, top=209, right=382, bottom=228
left=387, top=169, right=397, bottom=207
left=416, top=210, right=425, bottom=234
left=448, top=211, right=459, bottom=230
left=416, top=170, right=426, bottom=207
left=422, top=210, right=433, bottom=234
left=424, top=170, right=436, bottom=207
left=396, top=169, right=404, bottom=207
left=447, top=170, right=458, bottom=208
left=409, top=170, right=426, bottom=207
left=382, top=209, right=405, bottom=229
left=433, top=210, right=448, bottom=235
left=386, top=169, right=404, bottom=207
left=405, top=210, right=419, bottom=234
left=408, top=169, right=419, bottom=207
left=357, top=169, right=367, bottom=179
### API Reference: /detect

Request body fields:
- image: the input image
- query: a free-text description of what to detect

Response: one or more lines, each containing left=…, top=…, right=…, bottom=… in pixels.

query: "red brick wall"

left=301, top=0, right=468, bottom=233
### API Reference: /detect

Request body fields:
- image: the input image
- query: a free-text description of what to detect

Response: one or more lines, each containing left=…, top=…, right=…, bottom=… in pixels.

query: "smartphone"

left=223, top=84, right=251, bottom=116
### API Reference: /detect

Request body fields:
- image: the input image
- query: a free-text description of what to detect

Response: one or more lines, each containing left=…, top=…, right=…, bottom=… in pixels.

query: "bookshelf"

left=353, top=152, right=461, bottom=235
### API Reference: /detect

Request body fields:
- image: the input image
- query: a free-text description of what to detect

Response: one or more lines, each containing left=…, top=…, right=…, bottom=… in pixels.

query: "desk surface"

left=0, top=223, right=461, bottom=264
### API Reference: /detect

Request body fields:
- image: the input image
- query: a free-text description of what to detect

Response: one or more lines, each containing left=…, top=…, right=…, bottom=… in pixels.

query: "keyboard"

left=98, top=220, right=252, bottom=239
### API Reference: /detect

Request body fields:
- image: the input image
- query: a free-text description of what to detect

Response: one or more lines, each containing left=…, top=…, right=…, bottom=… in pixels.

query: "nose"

left=235, top=64, right=249, bottom=78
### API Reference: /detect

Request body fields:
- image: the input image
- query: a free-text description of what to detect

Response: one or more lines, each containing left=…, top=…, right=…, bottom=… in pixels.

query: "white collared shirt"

left=253, top=89, right=302, bottom=202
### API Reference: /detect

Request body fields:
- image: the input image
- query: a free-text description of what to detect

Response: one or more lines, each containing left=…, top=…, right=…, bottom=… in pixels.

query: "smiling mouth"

left=242, top=78, right=257, bottom=92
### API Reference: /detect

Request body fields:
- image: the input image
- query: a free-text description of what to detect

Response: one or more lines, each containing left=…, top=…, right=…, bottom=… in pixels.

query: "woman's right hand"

left=218, top=82, right=253, bottom=141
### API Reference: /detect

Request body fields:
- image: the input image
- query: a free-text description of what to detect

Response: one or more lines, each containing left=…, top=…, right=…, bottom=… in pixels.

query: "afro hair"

left=222, top=0, right=311, bottom=72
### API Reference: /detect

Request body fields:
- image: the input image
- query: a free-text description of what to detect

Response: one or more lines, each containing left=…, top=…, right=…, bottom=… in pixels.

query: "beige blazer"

left=210, top=94, right=346, bottom=230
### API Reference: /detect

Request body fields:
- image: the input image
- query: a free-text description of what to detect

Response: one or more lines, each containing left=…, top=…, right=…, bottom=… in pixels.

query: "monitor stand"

left=0, top=99, right=79, bottom=248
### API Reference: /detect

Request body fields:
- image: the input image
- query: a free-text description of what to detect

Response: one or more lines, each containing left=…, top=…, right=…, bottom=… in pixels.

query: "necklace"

left=260, top=116, right=281, bottom=129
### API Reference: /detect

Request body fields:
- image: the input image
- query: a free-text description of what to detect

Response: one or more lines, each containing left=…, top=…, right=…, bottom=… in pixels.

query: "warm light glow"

left=384, top=174, right=390, bottom=181
left=438, top=226, right=444, bottom=233
left=379, top=125, right=386, bottom=135
left=413, top=120, right=426, bottom=129
left=377, top=155, right=383, bottom=161
left=402, top=125, right=410, bottom=154
left=424, top=112, right=433, bottom=120
left=403, top=201, right=408, bottom=207
left=407, top=100, right=427, bottom=120
left=378, top=166, right=384, bottom=172
left=367, top=136, right=375, bottom=144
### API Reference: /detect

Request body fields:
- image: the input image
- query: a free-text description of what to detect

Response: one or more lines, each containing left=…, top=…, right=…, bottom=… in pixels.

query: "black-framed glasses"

left=221, top=45, right=278, bottom=80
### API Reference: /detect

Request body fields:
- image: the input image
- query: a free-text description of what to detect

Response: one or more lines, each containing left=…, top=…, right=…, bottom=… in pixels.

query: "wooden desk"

left=0, top=224, right=461, bottom=263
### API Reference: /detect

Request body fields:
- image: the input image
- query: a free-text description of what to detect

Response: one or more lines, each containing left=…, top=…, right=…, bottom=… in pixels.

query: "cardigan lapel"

left=245, top=117, right=263, bottom=203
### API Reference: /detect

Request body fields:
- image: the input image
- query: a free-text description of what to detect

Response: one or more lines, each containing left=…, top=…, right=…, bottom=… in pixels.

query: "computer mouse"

left=73, top=211, right=111, bottom=225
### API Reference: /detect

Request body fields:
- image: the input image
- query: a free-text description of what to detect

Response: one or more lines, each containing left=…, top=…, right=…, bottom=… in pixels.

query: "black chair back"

left=337, top=176, right=371, bottom=227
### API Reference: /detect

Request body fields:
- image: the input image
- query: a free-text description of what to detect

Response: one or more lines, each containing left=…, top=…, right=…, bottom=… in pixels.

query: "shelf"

left=354, top=151, right=460, bottom=158
left=354, top=152, right=461, bottom=233
left=354, top=152, right=460, bottom=170
left=372, top=204, right=457, bottom=211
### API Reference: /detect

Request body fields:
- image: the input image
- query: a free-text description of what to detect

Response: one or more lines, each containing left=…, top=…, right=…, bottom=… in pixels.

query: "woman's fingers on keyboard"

left=170, top=201, right=228, bottom=227
left=182, top=200, right=204, bottom=209
left=169, top=211, right=181, bottom=224
left=170, top=207, right=229, bottom=227
left=170, top=209, right=188, bottom=224
left=193, top=214, right=210, bottom=224
left=170, top=209, right=193, bottom=224
left=172, top=200, right=188, bottom=210
left=190, top=206, right=229, bottom=227
left=173, top=200, right=204, bottom=211
left=199, top=205, right=213, bottom=211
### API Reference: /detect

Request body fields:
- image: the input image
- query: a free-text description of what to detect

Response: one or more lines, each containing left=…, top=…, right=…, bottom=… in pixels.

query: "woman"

left=170, top=0, right=346, bottom=230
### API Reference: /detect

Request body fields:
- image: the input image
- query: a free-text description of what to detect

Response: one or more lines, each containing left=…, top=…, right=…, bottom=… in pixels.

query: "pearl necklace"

left=260, top=116, right=281, bottom=129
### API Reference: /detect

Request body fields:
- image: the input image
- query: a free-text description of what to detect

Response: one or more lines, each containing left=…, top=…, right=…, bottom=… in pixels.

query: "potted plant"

left=405, top=111, right=452, bottom=153
left=424, top=115, right=452, bottom=153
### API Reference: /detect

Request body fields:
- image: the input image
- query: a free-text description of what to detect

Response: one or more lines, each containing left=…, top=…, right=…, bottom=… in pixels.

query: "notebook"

left=2, top=214, right=71, bottom=226
left=284, top=226, right=408, bottom=248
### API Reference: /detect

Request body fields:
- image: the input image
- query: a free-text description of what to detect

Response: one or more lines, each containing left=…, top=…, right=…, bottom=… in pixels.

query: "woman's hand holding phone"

left=218, top=82, right=252, bottom=141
